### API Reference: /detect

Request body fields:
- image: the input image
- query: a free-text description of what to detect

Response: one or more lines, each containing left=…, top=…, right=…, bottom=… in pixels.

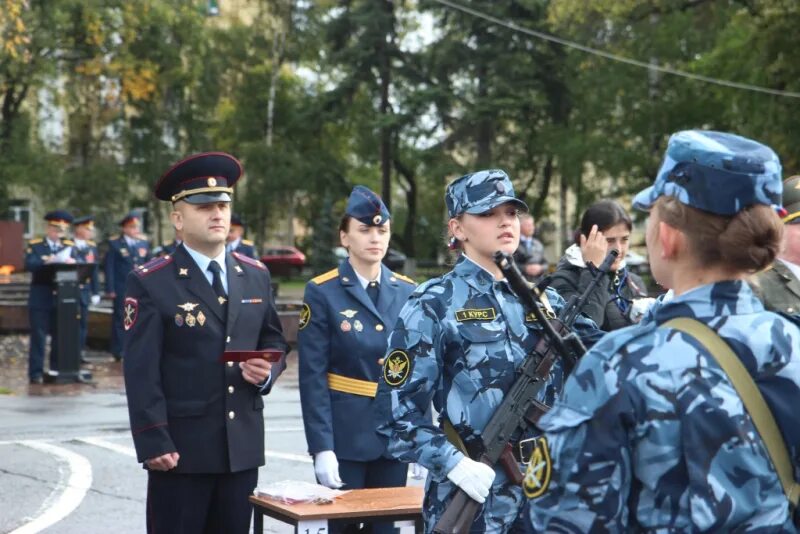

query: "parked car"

left=331, top=247, right=407, bottom=273
left=260, top=246, right=306, bottom=276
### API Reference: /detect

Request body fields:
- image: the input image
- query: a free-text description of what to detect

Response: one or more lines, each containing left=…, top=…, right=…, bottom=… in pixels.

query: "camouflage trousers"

left=423, top=465, right=532, bottom=533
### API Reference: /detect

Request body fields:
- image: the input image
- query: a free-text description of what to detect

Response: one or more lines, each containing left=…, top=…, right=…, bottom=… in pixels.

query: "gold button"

left=375, top=324, right=384, bottom=332
left=226, top=336, right=231, bottom=343
left=228, top=411, right=235, bottom=419
left=228, top=385, right=234, bottom=394
left=227, top=361, right=234, bottom=368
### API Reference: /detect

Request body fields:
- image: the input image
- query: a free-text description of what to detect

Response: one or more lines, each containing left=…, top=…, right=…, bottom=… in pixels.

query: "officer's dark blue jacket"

left=104, top=235, right=151, bottom=295
left=25, top=237, right=76, bottom=309
left=232, top=239, right=257, bottom=260
left=74, top=240, right=100, bottom=306
left=298, top=259, right=416, bottom=462
left=123, top=245, right=288, bottom=473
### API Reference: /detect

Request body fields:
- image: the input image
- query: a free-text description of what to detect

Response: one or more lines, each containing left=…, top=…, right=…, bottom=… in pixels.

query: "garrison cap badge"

left=123, top=297, right=138, bottom=331
left=383, top=350, right=411, bottom=387
left=298, top=303, right=311, bottom=330
left=155, top=152, right=243, bottom=204
left=345, top=185, right=391, bottom=226
left=522, top=436, right=552, bottom=499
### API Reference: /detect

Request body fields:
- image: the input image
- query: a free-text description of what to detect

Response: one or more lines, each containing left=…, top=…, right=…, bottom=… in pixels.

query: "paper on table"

left=52, top=246, right=73, bottom=263
left=254, top=480, right=347, bottom=505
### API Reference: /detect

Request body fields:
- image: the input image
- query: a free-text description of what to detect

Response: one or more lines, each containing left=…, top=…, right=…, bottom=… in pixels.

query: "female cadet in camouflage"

left=374, top=170, right=601, bottom=533
left=528, top=130, right=800, bottom=532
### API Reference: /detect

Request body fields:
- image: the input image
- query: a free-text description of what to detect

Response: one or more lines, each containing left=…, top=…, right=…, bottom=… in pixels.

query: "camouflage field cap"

left=633, top=130, right=783, bottom=216
left=445, top=169, right=528, bottom=218
left=782, top=175, right=800, bottom=224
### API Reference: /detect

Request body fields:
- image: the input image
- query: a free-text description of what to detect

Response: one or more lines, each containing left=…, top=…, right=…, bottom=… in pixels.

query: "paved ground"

left=0, top=337, right=423, bottom=533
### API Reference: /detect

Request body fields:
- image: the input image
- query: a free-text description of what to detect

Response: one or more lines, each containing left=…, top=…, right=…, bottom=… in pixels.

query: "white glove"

left=90, top=294, right=101, bottom=306
left=628, top=297, right=656, bottom=323
left=314, top=450, right=343, bottom=489
left=410, top=462, right=428, bottom=480
left=446, top=457, right=495, bottom=504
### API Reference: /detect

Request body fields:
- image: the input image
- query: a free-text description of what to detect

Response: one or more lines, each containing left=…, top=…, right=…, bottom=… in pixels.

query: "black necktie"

left=367, top=281, right=380, bottom=306
left=207, top=260, right=228, bottom=309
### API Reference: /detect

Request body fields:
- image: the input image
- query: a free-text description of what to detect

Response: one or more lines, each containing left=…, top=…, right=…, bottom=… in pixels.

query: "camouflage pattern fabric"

left=375, top=254, right=602, bottom=533
left=527, top=280, right=800, bottom=532
left=445, top=169, right=528, bottom=218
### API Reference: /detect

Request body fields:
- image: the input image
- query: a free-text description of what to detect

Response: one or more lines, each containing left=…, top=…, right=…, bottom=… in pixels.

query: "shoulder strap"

left=663, top=317, right=799, bottom=509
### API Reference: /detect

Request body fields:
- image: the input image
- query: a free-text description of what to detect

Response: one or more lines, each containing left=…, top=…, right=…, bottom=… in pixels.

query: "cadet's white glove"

left=314, top=450, right=343, bottom=489
left=410, top=462, right=428, bottom=480
left=90, top=294, right=101, bottom=306
left=446, top=457, right=495, bottom=503
left=628, top=297, right=656, bottom=323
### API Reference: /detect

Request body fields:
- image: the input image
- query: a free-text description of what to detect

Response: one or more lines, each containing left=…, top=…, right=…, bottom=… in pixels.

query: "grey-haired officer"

left=25, top=210, right=76, bottom=383
left=755, top=175, right=800, bottom=314
left=299, top=185, right=416, bottom=533
left=104, top=213, right=151, bottom=360
left=528, top=130, right=800, bottom=531
left=72, top=215, right=100, bottom=358
left=123, top=152, right=288, bottom=534
left=375, top=171, right=601, bottom=533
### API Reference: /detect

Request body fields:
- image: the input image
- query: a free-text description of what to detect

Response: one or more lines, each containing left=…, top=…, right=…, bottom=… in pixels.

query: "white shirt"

left=353, top=264, right=382, bottom=290
left=74, top=238, right=87, bottom=249
left=123, top=235, right=138, bottom=248
left=227, top=238, right=241, bottom=252
left=182, top=243, right=228, bottom=294
left=46, top=239, right=60, bottom=251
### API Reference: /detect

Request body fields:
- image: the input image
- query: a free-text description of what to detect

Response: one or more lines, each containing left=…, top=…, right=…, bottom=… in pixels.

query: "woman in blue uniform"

left=528, top=130, right=800, bottom=531
left=298, top=186, right=416, bottom=532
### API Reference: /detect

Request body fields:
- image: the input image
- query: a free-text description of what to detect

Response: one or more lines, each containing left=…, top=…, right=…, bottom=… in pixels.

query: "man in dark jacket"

left=123, top=152, right=288, bottom=534
left=513, top=213, right=548, bottom=282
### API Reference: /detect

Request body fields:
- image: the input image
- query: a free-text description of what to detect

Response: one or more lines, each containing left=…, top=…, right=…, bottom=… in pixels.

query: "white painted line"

left=11, top=440, right=93, bottom=534
left=76, top=437, right=136, bottom=458
left=264, top=450, right=312, bottom=464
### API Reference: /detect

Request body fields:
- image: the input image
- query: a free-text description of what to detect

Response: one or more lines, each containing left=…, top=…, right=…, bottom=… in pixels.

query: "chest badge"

left=174, top=313, right=184, bottom=327
left=186, top=312, right=196, bottom=327
left=340, top=309, right=358, bottom=318
left=522, top=436, right=552, bottom=499
left=353, top=319, right=363, bottom=332
left=178, top=302, right=199, bottom=312
left=120, top=248, right=129, bottom=257
left=197, top=311, right=206, bottom=326
left=455, top=308, right=497, bottom=322
left=340, top=319, right=352, bottom=332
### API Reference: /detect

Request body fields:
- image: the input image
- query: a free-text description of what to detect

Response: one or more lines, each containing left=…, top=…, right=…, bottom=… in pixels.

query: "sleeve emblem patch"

left=298, top=303, right=311, bottom=330
left=123, top=297, right=139, bottom=331
left=383, top=350, right=411, bottom=387
left=522, top=436, right=552, bottom=499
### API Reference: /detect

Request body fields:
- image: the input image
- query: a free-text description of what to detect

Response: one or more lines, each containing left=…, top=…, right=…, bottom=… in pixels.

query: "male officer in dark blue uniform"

left=72, top=215, right=100, bottom=360
left=154, top=226, right=183, bottom=257
left=123, top=151, right=288, bottom=534
left=298, top=185, right=416, bottom=533
left=226, top=214, right=258, bottom=259
left=104, top=213, right=151, bottom=360
left=25, top=210, right=76, bottom=384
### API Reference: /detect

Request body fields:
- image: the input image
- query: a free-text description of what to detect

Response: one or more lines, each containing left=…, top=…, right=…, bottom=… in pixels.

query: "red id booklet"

left=220, top=349, right=284, bottom=363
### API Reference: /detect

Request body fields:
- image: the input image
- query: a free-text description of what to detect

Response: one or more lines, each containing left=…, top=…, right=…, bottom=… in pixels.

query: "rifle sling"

left=663, top=317, right=799, bottom=509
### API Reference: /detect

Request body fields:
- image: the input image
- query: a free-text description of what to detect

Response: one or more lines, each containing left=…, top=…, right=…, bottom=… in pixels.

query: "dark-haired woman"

left=298, top=185, right=416, bottom=534
left=549, top=199, right=650, bottom=331
left=528, top=130, right=800, bottom=531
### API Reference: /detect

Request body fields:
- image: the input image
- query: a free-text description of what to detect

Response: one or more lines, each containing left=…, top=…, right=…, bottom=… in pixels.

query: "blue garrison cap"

left=633, top=130, right=783, bottom=216
left=345, top=186, right=390, bottom=226
left=445, top=169, right=528, bottom=218
left=231, top=213, right=245, bottom=228
left=44, top=210, right=73, bottom=228
left=155, top=152, right=242, bottom=204
left=73, top=215, right=94, bottom=227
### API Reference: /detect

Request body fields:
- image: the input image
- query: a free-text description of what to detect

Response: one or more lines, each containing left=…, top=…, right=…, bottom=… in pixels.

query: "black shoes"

left=29, top=376, right=43, bottom=385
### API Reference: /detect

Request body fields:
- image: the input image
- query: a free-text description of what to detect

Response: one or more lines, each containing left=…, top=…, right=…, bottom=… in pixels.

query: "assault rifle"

left=433, top=249, right=618, bottom=533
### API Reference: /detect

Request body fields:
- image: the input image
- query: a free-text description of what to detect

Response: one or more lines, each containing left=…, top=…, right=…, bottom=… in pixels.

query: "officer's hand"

left=90, top=294, right=101, bottom=306
left=579, top=224, right=608, bottom=267
left=314, top=450, right=344, bottom=489
left=240, top=358, right=272, bottom=385
left=145, top=451, right=180, bottom=471
left=446, top=457, right=495, bottom=503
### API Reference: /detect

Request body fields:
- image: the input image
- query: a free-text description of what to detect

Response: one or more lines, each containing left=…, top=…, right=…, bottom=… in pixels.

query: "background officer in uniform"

left=513, top=213, right=548, bottom=282
left=123, top=151, right=288, bottom=534
left=755, top=175, right=800, bottom=314
left=104, top=213, right=151, bottom=360
left=154, top=226, right=183, bottom=258
left=226, top=214, right=257, bottom=259
left=298, top=185, right=416, bottom=533
left=72, top=215, right=100, bottom=360
left=528, top=130, right=800, bottom=531
left=25, top=210, right=76, bottom=384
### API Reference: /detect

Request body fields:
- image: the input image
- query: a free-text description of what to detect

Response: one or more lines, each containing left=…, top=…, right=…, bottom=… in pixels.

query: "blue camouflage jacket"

left=375, top=254, right=601, bottom=481
left=529, top=280, right=800, bottom=532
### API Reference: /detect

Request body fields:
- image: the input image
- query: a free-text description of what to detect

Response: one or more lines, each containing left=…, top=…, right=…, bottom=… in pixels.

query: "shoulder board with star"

left=28, top=238, right=43, bottom=245
left=109, top=234, right=120, bottom=240
left=242, top=239, right=254, bottom=246
left=392, top=272, right=416, bottom=285
left=134, top=255, right=173, bottom=277
left=232, top=251, right=267, bottom=271
left=311, top=268, right=339, bottom=285
left=87, top=240, right=96, bottom=247
left=61, top=239, right=74, bottom=246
